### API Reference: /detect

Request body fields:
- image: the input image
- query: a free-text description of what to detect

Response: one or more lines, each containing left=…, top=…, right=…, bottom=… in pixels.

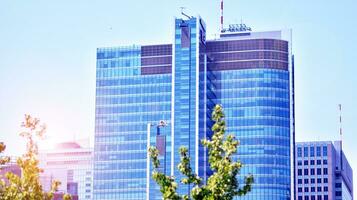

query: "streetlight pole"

left=146, top=120, right=168, bottom=200
left=157, top=120, right=168, bottom=174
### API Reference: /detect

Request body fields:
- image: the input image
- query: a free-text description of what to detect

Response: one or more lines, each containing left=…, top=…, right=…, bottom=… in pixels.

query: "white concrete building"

left=39, top=142, right=93, bottom=200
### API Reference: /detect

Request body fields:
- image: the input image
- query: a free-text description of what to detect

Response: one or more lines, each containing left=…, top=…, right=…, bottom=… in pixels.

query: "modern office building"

left=295, top=141, right=353, bottom=200
left=94, top=15, right=294, bottom=200
left=39, top=142, right=93, bottom=200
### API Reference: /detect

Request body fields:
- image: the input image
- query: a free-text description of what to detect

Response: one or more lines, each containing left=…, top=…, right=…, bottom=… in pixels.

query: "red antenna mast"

left=220, top=0, right=224, bottom=32
left=339, top=104, right=342, bottom=136
left=338, top=104, right=343, bottom=170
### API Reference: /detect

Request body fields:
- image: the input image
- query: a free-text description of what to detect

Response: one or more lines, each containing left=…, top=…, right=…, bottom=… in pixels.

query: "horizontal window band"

left=208, top=60, right=288, bottom=71
left=141, top=66, right=172, bottom=75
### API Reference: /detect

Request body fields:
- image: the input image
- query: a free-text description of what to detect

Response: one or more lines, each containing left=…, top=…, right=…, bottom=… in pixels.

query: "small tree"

left=149, top=105, right=253, bottom=200
left=0, top=115, right=71, bottom=200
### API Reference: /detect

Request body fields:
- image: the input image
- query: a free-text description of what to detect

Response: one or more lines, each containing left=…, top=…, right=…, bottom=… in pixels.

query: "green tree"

left=0, top=143, right=10, bottom=165
left=0, top=115, right=71, bottom=200
left=149, top=105, right=253, bottom=200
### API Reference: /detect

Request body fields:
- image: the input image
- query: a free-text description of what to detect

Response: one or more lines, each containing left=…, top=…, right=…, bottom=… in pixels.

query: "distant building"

left=53, top=192, right=79, bottom=200
left=0, top=157, right=21, bottom=184
left=39, top=142, right=93, bottom=200
left=295, top=141, right=353, bottom=200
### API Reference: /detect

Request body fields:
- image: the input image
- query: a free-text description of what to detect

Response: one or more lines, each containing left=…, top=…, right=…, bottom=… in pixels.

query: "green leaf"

left=150, top=104, right=254, bottom=200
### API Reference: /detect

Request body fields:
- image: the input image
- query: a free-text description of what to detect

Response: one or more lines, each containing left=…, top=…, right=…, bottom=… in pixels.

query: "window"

left=317, top=178, right=321, bottom=183
left=335, top=183, right=341, bottom=188
left=310, top=146, right=315, bottom=156
left=298, top=187, right=302, bottom=192
left=304, top=160, right=309, bottom=165
left=317, top=160, right=321, bottom=165
left=311, top=196, right=316, bottom=200
left=317, top=186, right=322, bottom=192
left=311, top=178, right=315, bottom=183
left=298, top=160, right=302, bottom=165
left=323, top=178, right=328, bottom=183
left=305, top=196, right=309, bottom=200
left=298, top=196, right=302, bottom=200
left=317, top=168, right=321, bottom=175
left=324, top=186, right=328, bottom=192
left=304, top=147, right=308, bottom=157
left=311, top=187, right=316, bottom=192
left=336, top=191, right=342, bottom=196
left=323, top=195, right=328, bottom=200
left=304, top=179, right=309, bottom=184
left=317, top=146, right=321, bottom=156
left=298, top=179, right=302, bottom=184
left=298, top=147, right=302, bottom=157
left=311, top=168, right=315, bottom=175
left=323, top=146, right=327, bottom=156
left=323, top=160, right=328, bottom=165
left=323, top=168, right=328, bottom=175
left=298, top=169, right=302, bottom=176
left=304, top=169, right=309, bottom=175
left=304, top=187, right=309, bottom=192
left=310, top=160, right=315, bottom=165
left=317, top=196, right=322, bottom=200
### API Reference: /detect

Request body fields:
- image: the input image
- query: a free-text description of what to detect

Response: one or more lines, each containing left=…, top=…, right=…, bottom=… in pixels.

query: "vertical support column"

left=203, top=54, right=207, bottom=180
left=171, top=18, right=176, bottom=177
left=195, top=17, right=200, bottom=174
left=146, top=123, right=151, bottom=200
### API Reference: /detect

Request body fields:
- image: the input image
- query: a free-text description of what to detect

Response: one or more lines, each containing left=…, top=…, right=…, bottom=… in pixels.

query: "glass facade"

left=172, top=17, right=210, bottom=195
left=207, top=37, right=292, bottom=200
left=94, top=16, right=293, bottom=200
left=215, top=69, right=291, bottom=200
left=94, top=45, right=172, bottom=200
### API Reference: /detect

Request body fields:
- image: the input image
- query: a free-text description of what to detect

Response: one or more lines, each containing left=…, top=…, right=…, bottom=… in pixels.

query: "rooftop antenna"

left=180, top=7, right=191, bottom=19
left=338, top=104, right=343, bottom=171
left=220, top=0, right=224, bottom=32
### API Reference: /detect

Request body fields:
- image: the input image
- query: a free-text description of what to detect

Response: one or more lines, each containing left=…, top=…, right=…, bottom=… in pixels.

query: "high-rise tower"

left=209, top=29, right=293, bottom=200
left=94, top=15, right=294, bottom=200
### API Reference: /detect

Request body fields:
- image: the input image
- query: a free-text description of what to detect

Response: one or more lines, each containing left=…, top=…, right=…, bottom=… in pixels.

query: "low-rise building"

left=39, top=142, right=93, bottom=200
left=295, top=141, right=353, bottom=200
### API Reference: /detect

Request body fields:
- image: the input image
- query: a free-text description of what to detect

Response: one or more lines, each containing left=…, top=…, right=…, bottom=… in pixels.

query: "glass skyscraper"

left=94, top=15, right=294, bottom=200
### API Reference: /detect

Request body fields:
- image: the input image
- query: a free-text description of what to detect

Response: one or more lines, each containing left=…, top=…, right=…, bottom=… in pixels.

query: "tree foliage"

left=0, top=143, right=10, bottom=165
left=149, top=105, right=253, bottom=200
left=0, top=115, right=71, bottom=200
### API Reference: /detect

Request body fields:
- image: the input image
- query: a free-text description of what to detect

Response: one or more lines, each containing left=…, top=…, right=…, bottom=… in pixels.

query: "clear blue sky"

left=0, top=0, right=356, bottom=194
